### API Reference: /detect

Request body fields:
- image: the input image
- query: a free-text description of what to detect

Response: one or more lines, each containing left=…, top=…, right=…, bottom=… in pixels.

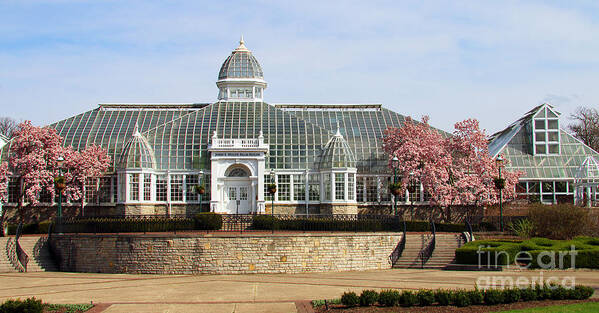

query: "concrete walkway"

left=1, top=269, right=599, bottom=312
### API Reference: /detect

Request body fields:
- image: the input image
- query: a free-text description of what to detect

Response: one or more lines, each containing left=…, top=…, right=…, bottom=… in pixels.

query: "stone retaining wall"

left=49, top=233, right=402, bottom=274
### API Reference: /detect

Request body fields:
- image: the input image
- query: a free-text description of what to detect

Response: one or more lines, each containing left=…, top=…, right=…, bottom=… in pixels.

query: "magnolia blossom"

left=3, top=121, right=111, bottom=206
left=383, top=117, right=521, bottom=207
left=0, top=162, right=10, bottom=203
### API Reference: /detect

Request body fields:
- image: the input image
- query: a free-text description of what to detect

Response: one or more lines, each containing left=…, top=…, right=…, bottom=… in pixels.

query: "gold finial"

left=236, top=35, right=248, bottom=51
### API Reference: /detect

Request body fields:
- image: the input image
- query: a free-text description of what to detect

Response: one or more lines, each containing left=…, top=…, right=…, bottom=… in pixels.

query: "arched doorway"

left=223, top=165, right=252, bottom=214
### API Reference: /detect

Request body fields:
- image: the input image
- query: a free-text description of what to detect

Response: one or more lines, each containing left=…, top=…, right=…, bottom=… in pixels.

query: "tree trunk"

left=17, top=177, right=24, bottom=223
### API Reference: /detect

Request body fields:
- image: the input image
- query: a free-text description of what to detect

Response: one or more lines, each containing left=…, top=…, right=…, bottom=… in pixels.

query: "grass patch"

left=497, top=302, right=599, bottom=312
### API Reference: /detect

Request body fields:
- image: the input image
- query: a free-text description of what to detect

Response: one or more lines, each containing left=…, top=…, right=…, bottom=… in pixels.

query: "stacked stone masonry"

left=50, top=233, right=402, bottom=274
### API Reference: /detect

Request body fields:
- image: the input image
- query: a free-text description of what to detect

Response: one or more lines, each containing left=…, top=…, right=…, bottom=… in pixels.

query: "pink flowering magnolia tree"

left=383, top=117, right=521, bottom=220
left=2, top=121, right=110, bottom=220
left=0, top=162, right=9, bottom=204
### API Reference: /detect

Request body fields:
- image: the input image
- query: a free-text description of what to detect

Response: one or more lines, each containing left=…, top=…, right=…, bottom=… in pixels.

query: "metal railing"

left=388, top=219, right=407, bottom=265
left=15, top=223, right=29, bottom=272
left=465, top=220, right=474, bottom=242
left=419, top=221, right=436, bottom=268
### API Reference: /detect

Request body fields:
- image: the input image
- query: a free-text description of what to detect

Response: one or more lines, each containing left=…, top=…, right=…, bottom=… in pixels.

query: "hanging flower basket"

left=195, top=185, right=206, bottom=195
left=388, top=182, right=403, bottom=196
left=494, top=177, right=506, bottom=190
left=54, top=176, right=66, bottom=191
left=267, top=183, right=277, bottom=194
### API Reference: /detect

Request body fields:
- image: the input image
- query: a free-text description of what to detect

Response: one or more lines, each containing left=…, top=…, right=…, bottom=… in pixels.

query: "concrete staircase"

left=0, top=237, right=18, bottom=273
left=393, top=233, right=465, bottom=269
left=16, top=236, right=58, bottom=272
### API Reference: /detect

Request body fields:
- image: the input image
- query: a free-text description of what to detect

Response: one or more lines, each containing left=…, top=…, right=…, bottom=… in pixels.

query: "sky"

left=1, top=0, right=599, bottom=134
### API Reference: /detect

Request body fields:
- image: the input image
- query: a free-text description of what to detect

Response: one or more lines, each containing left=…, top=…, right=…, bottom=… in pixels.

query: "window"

left=143, top=174, right=152, bottom=201
left=365, top=177, right=377, bottom=202
left=408, top=182, right=421, bottom=202
left=533, top=107, right=560, bottom=155
left=8, top=178, right=18, bottom=203
left=308, top=174, right=320, bottom=201
left=323, top=174, right=331, bottom=201
left=85, top=178, right=97, bottom=203
left=129, top=174, right=139, bottom=201
left=264, top=175, right=273, bottom=201
left=112, top=176, right=118, bottom=203
left=240, top=187, right=248, bottom=200
left=356, top=176, right=365, bottom=202
left=171, top=175, right=183, bottom=201
left=278, top=174, right=290, bottom=201
left=348, top=173, right=355, bottom=200
left=380, top=177, right=390, bottom=202
left=186, top=174, right=198, bottom=201
left=335, top=173, right=345, bottom=200
left=99, top=177, right=112, bottom=203
left=293, top=174, right=305, bottom=201
left=156, top=175, right=167, bottom=201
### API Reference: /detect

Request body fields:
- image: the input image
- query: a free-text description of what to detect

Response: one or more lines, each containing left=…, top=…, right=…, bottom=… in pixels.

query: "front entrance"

left=225, top=183, right=251, bottom=214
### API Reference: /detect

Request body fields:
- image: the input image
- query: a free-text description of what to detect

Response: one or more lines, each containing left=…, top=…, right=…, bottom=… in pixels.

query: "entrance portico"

left=208, top=131, right=269, bottom=214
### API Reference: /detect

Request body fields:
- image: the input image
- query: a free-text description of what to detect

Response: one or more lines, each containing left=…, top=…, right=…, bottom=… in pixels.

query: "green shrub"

left=520, top=287, right=537, bottom=301
left=416, top=290, right=435, bottom=306
left=359, top=290, right=378, bottom=306
left=434, top=289, right=451, bottom=306
left=549, top=285, right=568, bottom=300
left=378, top=289, right=400, bottom=307
left=399, top=290, right=418, bottom=307
left=467, top=289, right=484, bottom=305
left=451, top=290, right=471, bottom=307
left=475, top=222, right=498, bottom=232
left=502, top=288, right=521, bottom=303
left=509, top=219, right=533, bottom=238
left=528, top=204, right=591, bottom=240
left=484, top=289, right=504, bottom=305
left=572, top=285, right=594, bottom=300
left=535, top=285, right=552, bottom=300
left=194, top=213, right=222, bottom=230
left=0, top=297, right=43, bottom=313
left=340, top=291, right=359, bottom=307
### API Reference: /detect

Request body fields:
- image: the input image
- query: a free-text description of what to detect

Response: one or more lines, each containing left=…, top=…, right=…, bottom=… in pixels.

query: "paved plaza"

left=1, top=269, right=599, bottom=312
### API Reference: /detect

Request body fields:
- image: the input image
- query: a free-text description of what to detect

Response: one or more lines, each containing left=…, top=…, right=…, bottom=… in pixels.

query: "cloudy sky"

left=1, top=0, right=598, bottom=133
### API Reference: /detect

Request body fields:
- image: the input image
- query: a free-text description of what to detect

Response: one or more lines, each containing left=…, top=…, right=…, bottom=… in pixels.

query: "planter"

left=268, top=188, right=277, bottom=194
left=55, top=183, right=66, bottom=190
left=195, top=186, right=206, bottom=195
left=494, top=177, right=505, bottom=190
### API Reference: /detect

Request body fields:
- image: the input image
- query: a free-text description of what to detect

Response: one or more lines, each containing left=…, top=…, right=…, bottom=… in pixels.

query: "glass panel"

left=516, top=182, right=527, bottom=194
left=264, top=175, right=272, bottom=201
left=535, top=119, right=545, bottom=129
left=308, top=173, right=320, bottom=201
left=323, top=174, right=331, bottom=201
left=548, top=144, right=559, bottom=154
left=527, top=182, right=539, bottom=193
left=555, top=181, right=567, bottom=193
left=356, top=176, right=364, bottom=202
left=536, top=144, right=546, bottom=154
left=170, top=175, right=183, bottom=201
left=547, top=132, right=559, bottom=142
left=348, top=173, right=355, bottom=200
left=129, top=174, right=139, bottom=201
left=143, top=174, right=152, bottom=201
left=229, top=187, right=237, bottom=200
left=409, top=182, right=421, bottom=202
left=535, top=132, right=546, bottom=142
left=542, top=182, right=553, bottom=193
left=99, top=177, right=112, bottom=203
left=156, top=175, right=167, bottom=201
left=293, top=174, right=306, bottom=201
left=380, top=177, right=390, bottom=202
left=365, top=177, right=377, bottom=202
left=547, top=119, right=558, bottom=129
left=278, top=174, right=290, bottom=201
left=240, top=187, right=248, bottom=200
left=186, top=175, right=198, bottom=201
left=335, top=173, right=345, bottom=200
left=85, top=178, right=97, bottom=204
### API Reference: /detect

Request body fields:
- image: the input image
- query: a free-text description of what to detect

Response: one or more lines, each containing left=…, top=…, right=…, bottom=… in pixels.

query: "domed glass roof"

left=118, top=123, right=157, bottom=169
left=319, top=129, right=356, bottom=169
left=218, top=38, right=264, bottom=80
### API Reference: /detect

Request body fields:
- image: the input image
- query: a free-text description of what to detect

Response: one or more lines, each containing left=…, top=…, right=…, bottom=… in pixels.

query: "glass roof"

left=35, top=102, right=427, bottom=174
left=118, top=126, right=157, bottom=169
left=218, top=50, right=263, bottom=80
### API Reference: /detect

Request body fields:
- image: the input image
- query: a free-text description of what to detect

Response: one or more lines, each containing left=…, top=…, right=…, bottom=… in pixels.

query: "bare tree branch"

left=568, top=106, right=599, bottom=152
left=0, top=117, right=18, bottom=138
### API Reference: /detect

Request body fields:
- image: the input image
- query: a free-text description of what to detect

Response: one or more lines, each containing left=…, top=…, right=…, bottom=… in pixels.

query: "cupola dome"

left=118, top=123, right=157, bottom=169
left=319, top=129, right=356, bottom=170
left=216, top=37, right=267, bottom=101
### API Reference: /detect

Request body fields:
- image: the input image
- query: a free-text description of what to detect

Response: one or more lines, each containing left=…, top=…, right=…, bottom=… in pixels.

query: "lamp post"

left=496, top=156, right=504, bottom=232
left=198, top=171, right=205, bottom=212
left=56, top=156, right=65, bottom=220
left=268, top=172, right=276, bottom=234
left=392, top=156, right=399, bottom=215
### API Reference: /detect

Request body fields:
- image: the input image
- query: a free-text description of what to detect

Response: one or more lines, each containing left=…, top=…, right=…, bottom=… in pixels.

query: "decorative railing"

left=388, top=219, right=407, bottom=265
left=14, top=223, right=29, bottom=272
left=464, top=220, right=474, bottom=242
left=419, top=221, right=436, bottom=268
left=6, top=237, right=25, bottom=272
left=210, top=138, right=266, bottom=149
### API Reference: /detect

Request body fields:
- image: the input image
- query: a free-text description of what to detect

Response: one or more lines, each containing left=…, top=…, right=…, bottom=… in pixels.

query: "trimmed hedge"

left=59, top=213, right=223, bottom=233
left=455, top=236, right=599, bottom=269
left=322, top=285, right=595, bottom=309
left=252, top=215, right=465, bottom=233
left=7, top=221, right=51, bottom=235
left=0, top=297, right=43, bottom=313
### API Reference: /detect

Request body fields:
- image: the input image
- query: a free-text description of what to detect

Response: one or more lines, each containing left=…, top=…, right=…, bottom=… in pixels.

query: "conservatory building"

left=2, top=39, right=420, bottom=216
left=3, top=39, right=599, bottom=215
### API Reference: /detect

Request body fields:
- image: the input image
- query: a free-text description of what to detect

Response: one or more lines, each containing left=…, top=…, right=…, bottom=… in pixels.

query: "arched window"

left=227, top=168, right=249, bottom=177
